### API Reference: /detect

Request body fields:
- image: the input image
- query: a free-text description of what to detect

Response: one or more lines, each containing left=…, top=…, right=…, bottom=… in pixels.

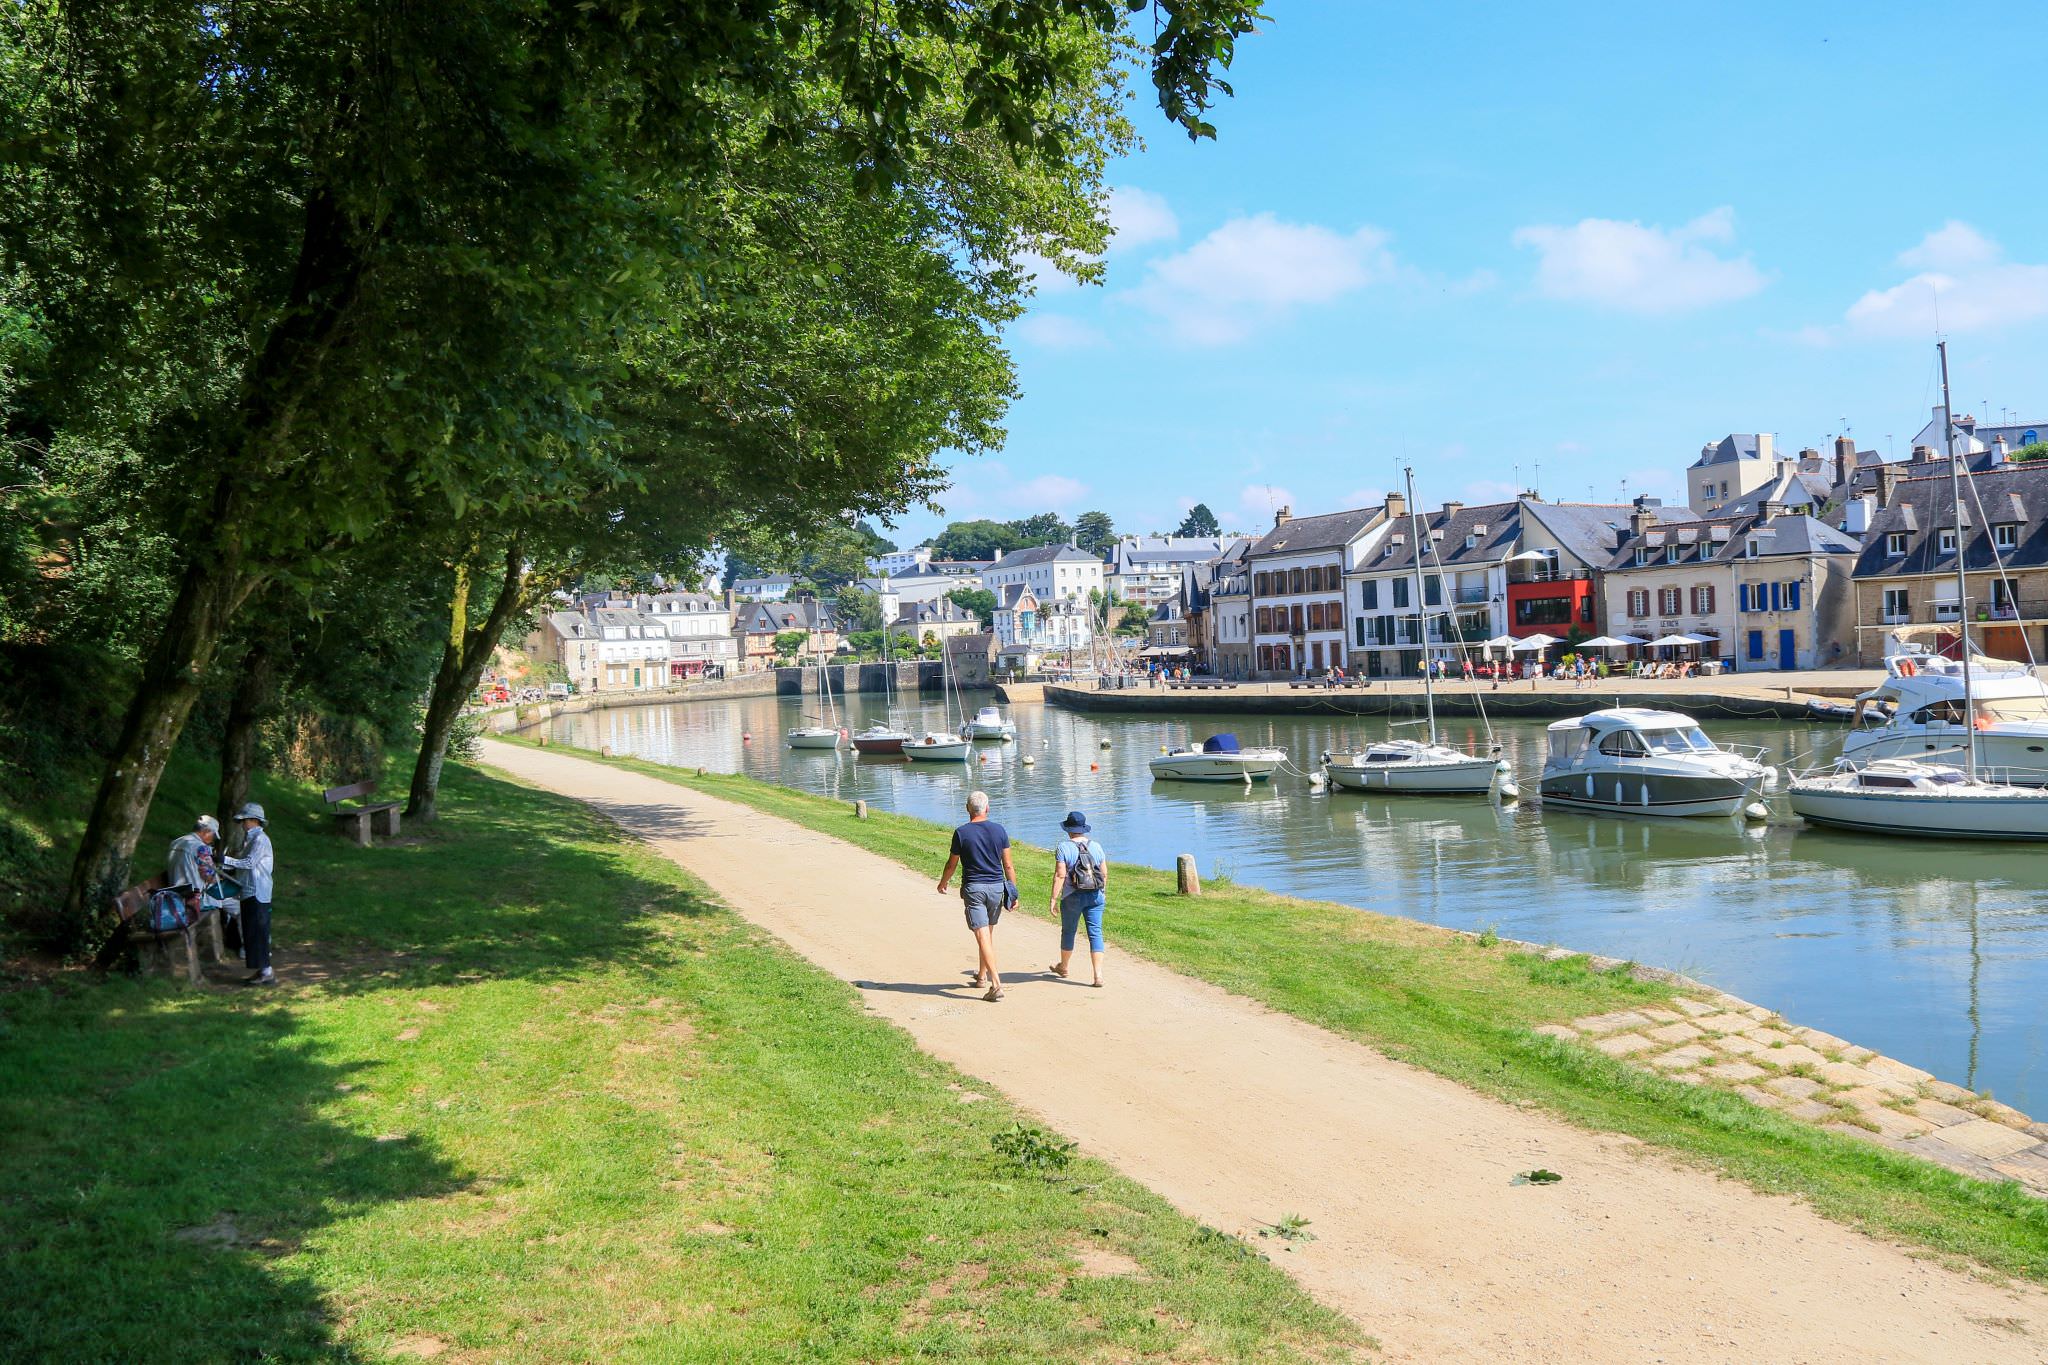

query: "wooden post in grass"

left=1176, top=854, right=1201, bottom=896
left=854, top=800, right=868, bottom=820
left=601, top=744, right=612, bottom=757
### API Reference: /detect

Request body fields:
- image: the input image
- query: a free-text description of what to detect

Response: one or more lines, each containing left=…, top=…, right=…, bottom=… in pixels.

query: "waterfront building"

left=733, top=598, right=839, bottom=671
left=860, top=569, right=972, bottom=610
left=730, top=573, right=795, bottom=601
left=892, top=595, right=982, bottom=647
left=1207, top=552, right=1253, bottom=678
left=635, top=591, right=739, bottom=677
left=1688, top=433, right=1788, bottom=514
left=1346, top=498, right=1516, bottom=677
left=992, top=583, right=1094, bottom=663
left=1848, top=461, right=2048, bottom=666
left=1183, top=539, right=1248, bottom=675
left=535, top=603, right=674, bottom=693
left=982, top=543, right=1105, bottom=606
left=1247, top=501, right=1396, bottom=677
left=1106, top=534, right=1246, bottom=605
left=865, top=544, right=932, bottom=577
left=927, top=558, right=993, bottom=578
left=1510, top=496, right=1688, bottom=644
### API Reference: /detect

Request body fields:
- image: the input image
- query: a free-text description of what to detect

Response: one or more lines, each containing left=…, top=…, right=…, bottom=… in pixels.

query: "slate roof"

left=1742, top=516, right=1861, bottom=558
left=1248, top=506, right=1384, bottom=558
left=894, top=597, right=977, bottom=627
left=989, top=543, right=1100, bottom=570
left=1521, top=499, right=1694, bottom=566
left=1691, top=434, right=1769, bottom=468
left=1611, top=511, right=1856, bottom=572
left=1715, top=468, right=1836, bottom=520
left=1852, top=465, right=2048, bottom=580
left=737, top=600, right=834, bottom=633
left=1109, top=536, right=1245, bottom=573
left=1358, top=502, right=1519, bottom=575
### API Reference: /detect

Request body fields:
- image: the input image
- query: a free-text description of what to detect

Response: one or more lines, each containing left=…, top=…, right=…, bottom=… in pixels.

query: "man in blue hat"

left=1047, top=810, right=1109, bottom=988
left=936, top=790, right=1016, bottom=1001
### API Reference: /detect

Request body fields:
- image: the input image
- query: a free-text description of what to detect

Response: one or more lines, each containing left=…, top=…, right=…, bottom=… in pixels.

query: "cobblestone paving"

left=1542, top=990, right=2048, bottom=1193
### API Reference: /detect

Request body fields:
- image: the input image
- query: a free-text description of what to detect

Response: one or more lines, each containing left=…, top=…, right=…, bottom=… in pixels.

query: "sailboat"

left=1324, top=466, right=1511, bottom=796
left=852, top=611, right=912, bottom=754
left=905, top=633, right=970, bottom=761
left=787, top=651, right=843, bottom=749
left=1788, top=341, right=2048, bottom=840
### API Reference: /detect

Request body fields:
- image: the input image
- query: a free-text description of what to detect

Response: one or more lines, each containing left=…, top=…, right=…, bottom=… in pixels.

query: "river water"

left=544, top=691, right=2048, bottom=1108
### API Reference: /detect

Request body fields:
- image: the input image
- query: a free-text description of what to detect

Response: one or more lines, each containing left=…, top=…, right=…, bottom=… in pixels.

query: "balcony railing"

left=1877, top=599, right=2048, bottom=626
left=1453, top=586, right=1490, bottom=604
left=1507, top=568, right=1591, bottom=586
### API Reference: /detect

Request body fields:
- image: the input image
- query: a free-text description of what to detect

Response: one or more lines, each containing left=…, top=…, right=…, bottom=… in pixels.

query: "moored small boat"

left=1149, top=733, right=1286, bottom=783
left=1538, top=708, right=1771, bottom=818
left=787, top=726, right=842, bottom=750
left=904, top=732, right=972, bottom=762
left=1787, top=758, right=2048, bottom=840
left=850, top=724, right=911, bottom=755
left=1325, top=739, right=1505, bottom=795
left=961, top=705, right=1016, bottom=740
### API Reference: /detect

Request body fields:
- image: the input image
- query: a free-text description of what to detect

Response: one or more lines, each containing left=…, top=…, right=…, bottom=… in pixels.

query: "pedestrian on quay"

left=936, top=790, right=1016, bottom=1001
left=222, top=802, right=276, bottom=986
left=1047, top=810, right=1108, bottom=988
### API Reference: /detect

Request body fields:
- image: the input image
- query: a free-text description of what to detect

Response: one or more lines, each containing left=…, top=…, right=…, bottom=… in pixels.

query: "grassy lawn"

left=513, top=741, right=2048, bottom=1286
left=0, top=759, right=1362, bottom=1362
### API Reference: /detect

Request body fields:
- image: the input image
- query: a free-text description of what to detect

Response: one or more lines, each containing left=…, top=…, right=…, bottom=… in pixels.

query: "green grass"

left=515, top=741, right=2048, bottom=1286
left=0, top=758, right=1362, bottom=1362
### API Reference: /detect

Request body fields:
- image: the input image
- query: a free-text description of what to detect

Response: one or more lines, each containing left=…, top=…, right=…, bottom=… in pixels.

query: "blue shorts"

left=961, top=883, right=1005, bottom=931
left=1060, top=891, right=1106, bottom=953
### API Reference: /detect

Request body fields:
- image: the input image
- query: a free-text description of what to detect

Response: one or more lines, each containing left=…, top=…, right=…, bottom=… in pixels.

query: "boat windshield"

left=1925, top=769, right=1968, bottom=784
left=1547, top=729, right=1591, bottom=763
left=1641, top=727, right=1713, bottom=754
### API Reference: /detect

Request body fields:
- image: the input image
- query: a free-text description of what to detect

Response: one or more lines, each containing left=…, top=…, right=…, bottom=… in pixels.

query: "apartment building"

left=1246, top=501, right=1394, bottom=677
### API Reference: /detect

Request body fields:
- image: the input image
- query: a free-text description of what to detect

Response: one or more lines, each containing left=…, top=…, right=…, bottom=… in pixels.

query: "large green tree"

left=930, top=519, right=1028, bottom=562
left=1176, top=503, right=1224, bottom=537
left=1008, top=511, right=1073, bottom=545
left=1075, top=510, right=1116, bottom=555
left=2, top=0, right=1266, bottom=938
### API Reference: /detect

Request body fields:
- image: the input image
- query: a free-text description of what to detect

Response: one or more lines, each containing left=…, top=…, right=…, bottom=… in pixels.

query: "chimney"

left=1912, top=444, right=1936, bottom=462
left=1520, top=489, right=1542, bottom=503
left=1757, top=432, right=1775, bottom=461
left=1843, top=494, right=1875, bottom=535
left=1959, top=413, right=1977, bottom=433
left=1834, top=434, right=1855, bottom=487
left=1759, top=499, right=1788, bottom=521
left=1995, top=434, right=2011, bottom=462
left=1797, top=446, right=1822, bottom=473
left=1272, top=505, right=1292, bottom=527
left=1441, top=500, right=1465, bottom=519
left=1629, top=505, right=1657, bottom=537
left=1875, top=464, right=1901, bottom=508
left=1382, top=491, right=1406, bottom=521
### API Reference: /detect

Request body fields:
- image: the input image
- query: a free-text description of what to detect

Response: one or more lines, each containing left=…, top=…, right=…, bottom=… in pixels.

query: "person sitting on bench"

left=164, top=814, right=220, bottom=906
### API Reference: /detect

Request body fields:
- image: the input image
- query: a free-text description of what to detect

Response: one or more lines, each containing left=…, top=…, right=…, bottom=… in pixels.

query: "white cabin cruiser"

left=1842, top=650, right=2048, bottom=783
left=1324, top=738, right=1505, bottom=794
left=1149, top=733, right=1286, bottom=783
left=1538, top=709, right=1772, bottom=818
left=1787, top=758, right=2048, bottom=840
left=961, top=705, right=1016, bottom=741
left=903, top=731, right=971, bottom=761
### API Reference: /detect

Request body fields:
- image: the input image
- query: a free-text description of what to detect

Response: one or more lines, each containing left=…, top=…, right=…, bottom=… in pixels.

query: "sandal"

left=1048, top=963, right=1068, bottom=978
left=983, top=986, right=1003, bottom=1002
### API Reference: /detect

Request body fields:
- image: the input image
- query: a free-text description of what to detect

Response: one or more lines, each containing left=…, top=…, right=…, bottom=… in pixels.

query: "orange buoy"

left=1090, top=762, right=1099, bottom=772
left=742, top=732, right=753, bottom=742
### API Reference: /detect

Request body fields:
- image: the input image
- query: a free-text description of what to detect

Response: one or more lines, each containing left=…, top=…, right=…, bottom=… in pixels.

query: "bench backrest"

left=324, top=780, right=377, bottom=806
left=113, top=876, right=168, bottom=924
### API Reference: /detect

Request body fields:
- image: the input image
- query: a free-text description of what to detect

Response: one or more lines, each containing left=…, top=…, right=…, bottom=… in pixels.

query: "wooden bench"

left=324, top=780, right=402, bottom=846
left=110, top=877, right=227, bottom=986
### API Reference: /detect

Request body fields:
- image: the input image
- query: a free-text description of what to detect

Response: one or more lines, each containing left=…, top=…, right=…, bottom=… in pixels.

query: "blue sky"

left=886, top=1, right=2048, bottom=549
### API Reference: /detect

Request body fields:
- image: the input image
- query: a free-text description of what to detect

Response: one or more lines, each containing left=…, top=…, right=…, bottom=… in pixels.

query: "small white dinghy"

left=961, top=705, right=1015, bottom=741
left=1787, top=758, right=2048, bottom=840
left=1149, top=733, right=1286, bottom=783
left=904, top=731, right=972, bottom=762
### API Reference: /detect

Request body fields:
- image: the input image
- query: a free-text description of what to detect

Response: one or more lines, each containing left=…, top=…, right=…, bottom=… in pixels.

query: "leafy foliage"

left=1176, top=503, right=1224, bottom=538
left=1075, top=510, right=1116, bottom=555
left=947, top=587, right=999, bottom=628
left=991, top=1123, right=1077, bottom=1173
left=2010, top=442, right=2048, bottom=464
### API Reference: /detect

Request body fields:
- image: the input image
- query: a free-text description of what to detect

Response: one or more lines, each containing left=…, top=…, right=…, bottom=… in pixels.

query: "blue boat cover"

left=1201, top=733, right=1242, bottom=754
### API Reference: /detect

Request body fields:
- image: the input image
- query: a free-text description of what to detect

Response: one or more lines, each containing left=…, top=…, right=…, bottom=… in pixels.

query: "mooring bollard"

left=854, top=800, right=868, bottom=820
left=601, top=744, right=612, bottom=757
left=536, top=735, right=548, bottom=746
left=1176, top=853, right=1201, bottom=896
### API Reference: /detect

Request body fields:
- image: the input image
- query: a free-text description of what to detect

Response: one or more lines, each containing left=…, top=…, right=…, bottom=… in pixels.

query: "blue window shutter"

left=1768, top=581, right=1781, bottom=611
left=1788, top=581, right=1801, bottom=611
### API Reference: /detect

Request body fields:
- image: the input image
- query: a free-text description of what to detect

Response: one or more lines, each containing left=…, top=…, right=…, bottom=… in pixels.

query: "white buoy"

left=1743, top=801, right=1769, bottom=821
left=1099, top=738, right=1112, bottom=749
left=1494, top=759, right=1511, bottom=774
left=1497, top=779, right=1522, bottom=801
left=1021, top=755, right=1036, bottom=766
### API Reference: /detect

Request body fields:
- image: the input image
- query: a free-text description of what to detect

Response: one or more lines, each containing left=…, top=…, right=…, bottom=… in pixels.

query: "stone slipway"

left=482, top=737, right=2048, bottom=1364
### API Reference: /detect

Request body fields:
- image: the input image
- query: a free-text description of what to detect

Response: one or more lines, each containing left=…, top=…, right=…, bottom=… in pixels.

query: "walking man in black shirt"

left=936, top=790, right=1017, bottom=1001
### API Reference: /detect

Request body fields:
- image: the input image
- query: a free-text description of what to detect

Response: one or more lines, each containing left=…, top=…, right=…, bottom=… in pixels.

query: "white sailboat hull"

left=1327, top=751, right=1500, bottom=794
left=1842, top=726, right=2048, bottom=785
left=904, top=738, right=971, bottom=761
left=1788, top=784, right=2048, bottom=839
left=787, top=729, right=841, bottom=750
left=1148, top=750, right=1286, bottom=782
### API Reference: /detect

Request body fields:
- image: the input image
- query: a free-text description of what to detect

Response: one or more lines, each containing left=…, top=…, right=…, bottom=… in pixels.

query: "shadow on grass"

left=0, top=760, right=722, bottom=1359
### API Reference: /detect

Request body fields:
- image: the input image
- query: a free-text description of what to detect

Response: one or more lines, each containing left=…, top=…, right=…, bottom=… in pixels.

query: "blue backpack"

left=143, top=888, right=198, bottom=933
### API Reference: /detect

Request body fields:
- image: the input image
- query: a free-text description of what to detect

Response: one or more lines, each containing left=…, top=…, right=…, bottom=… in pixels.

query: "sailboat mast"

left=1940, top=340, right=1978, bottom=777
left=1404, top=466, right=1437, bottom=746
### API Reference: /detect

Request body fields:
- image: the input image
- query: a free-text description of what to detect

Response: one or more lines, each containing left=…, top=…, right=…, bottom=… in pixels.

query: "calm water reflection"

left=546, top=691, right=2048, bottom=1107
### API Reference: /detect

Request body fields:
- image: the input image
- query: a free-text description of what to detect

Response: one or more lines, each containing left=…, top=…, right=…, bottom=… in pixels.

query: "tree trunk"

left=407, top=539, right=525, bottom=822
left=216, top=633, right=284, bottom=852
left=60, top=511, right=254, bottom=946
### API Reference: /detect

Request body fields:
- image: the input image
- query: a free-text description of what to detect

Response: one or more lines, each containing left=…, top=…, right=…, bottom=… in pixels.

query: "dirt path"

left=483, top=740, right=2048, bottom=1363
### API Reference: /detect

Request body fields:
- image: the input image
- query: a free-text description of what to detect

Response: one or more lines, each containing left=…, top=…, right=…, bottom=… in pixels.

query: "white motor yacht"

left=1787, top=758, right=2048, bottom=840
left=904, top=731, right=972, bottom=762
left=1149, top=733, right=1286, bottom=783
left=961, top=705, right=1016, bottom=741
left=1842, top=649, right=2048, bottom=783
left=1325, top=738, right=1506, bottom=794
left=1538, top=709, right=1772, bottom=818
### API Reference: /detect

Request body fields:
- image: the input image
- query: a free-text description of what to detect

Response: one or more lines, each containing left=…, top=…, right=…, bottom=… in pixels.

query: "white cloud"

left=1512, top=207, right=1766, bottom=313
left=1014, top=249, right=1081, bottom=295
left=1106, top=186, right=1179, bottom=253
left=1897, top=220, right=2000, bottom=272
left=1839, top=223, right=2048, bottom=336
left=1127, top=213, right=1403, bottom=344
left=1011, top=473, right=1089, bottom=507
left=1239, top=484, right=1296, bottom=521
left=1013, top=313, right=1106, bottom=349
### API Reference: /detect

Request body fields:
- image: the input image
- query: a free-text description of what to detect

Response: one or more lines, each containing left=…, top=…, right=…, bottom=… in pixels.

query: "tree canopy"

left=1075, top=510, right=1117, bottom=556
left=1176, top=503, right=1224, bottom=537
